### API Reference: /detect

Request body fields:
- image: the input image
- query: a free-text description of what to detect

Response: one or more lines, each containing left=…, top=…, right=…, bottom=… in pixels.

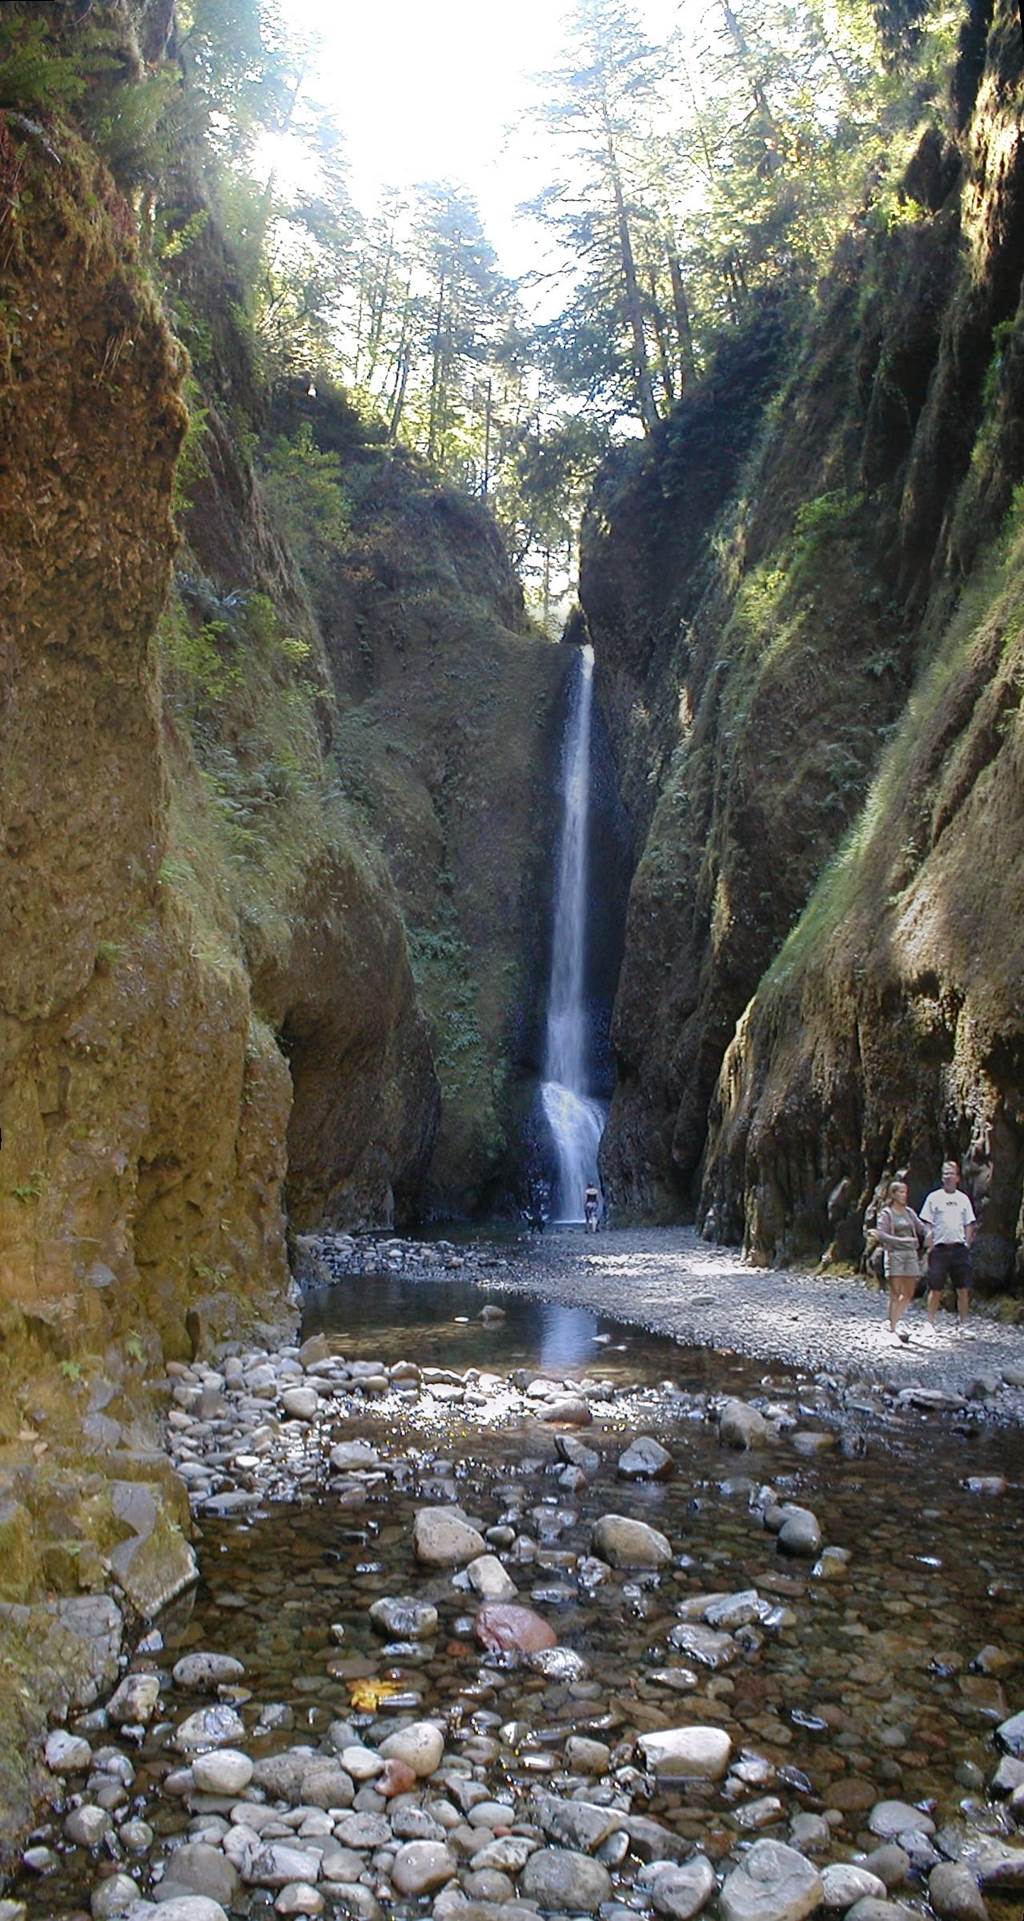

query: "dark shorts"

left=927, top=1242, right=972, bottom=1291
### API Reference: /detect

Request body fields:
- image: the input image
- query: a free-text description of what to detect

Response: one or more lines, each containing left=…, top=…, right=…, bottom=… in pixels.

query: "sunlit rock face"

left=582, top=22, right=1024, bottom=1284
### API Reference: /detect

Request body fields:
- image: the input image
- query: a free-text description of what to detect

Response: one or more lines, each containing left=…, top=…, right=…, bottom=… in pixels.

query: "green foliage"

left=11, top=1170, right=45, bottom=1205
left=260, top=423, right=350, bottom=578
left=983, top=316, right=1017, bottom=412
left=0, top=14, right=85, bottom=112
left=58, top=1359, right=84, bottom=1384
left=171, top=378, right=210, bottom=518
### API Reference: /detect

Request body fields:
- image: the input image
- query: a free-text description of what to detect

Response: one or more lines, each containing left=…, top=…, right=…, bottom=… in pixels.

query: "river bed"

left=9, top=1263, right=1024, bottom=1921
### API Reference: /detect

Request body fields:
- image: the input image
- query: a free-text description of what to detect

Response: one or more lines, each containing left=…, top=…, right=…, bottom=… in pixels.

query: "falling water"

left=541, top=644, right=607, bottom=1222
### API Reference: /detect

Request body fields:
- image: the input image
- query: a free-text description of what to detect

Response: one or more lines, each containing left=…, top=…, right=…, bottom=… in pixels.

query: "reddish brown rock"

left=474, top=1604, right=558, bottom=1655
left=376, top=1758, right=418, bottom=1798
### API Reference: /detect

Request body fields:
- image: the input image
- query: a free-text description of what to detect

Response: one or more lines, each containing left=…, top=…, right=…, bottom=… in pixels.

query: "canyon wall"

left=583, top=0, right=1024, bottom=1283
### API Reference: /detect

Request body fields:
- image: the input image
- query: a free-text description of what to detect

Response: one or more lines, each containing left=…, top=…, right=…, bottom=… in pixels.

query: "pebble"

left=378, top=1722, right=445, bottom=1777
left=719, top=1839, right=823, bottom=1921
left=638, top=1726, right=732, bottom=1780
left=644, top=1855, right=718, bottom=1920
left=191, top=1749, right=253, bottom=1795
left=521, top=1846, right=613, bottom=1911
left=413, top=1508, right=487, bottom=1566
left=45, top=1729, right=93, bottom=1773
left=821, top=1867, right=888, bottom=1909
left=928, top=1863, right=989, bottom=1921
left=91, top=1875, right=141, bottom=1917
left=592, top=1513, right=672, bottom=1567
left=390, top=1841, right=458, bottom=1894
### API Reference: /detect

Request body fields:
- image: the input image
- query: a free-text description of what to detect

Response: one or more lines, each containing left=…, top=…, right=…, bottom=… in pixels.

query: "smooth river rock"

left=520, top=1847, right=613, bottom=1912
left=413, top=1508, right=487, bottom=1567
left=369, top=1595, right=438, bottom=1638
left=390, top=1842, right=458, bottom=1895
left=475, top=1602, right=557, bottom=1653
left=379, top=1721, right=445, bottom=1777
left=592, top=1513, right=672, bottom=1568
left=618, top=1436, right=675, bottom=1479
left=639, top=1727, right=733, bottom=1780
left=645, top=1856, right=717, bottom=1920
left=719, top=1839, right=824, bottom=1921
left=821, top=1867, right=888, bottom=1910
left=868, top=1801, right=936, bottom=1841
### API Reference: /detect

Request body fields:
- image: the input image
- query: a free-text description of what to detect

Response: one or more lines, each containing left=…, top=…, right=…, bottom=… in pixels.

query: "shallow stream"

left=13, top=1267, right=1024, bottom=1920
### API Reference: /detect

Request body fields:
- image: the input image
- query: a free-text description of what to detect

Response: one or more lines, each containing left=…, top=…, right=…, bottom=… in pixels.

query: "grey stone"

left=156, top=1843, right=239, bottom=1907
left=618, top=1437, right=675, bottom=1479
left=846, top=1903, right=917, bottom=1921
left=174, top=1705, right=245, bottom=1752
left=369, top=1595, right=438, bottom=1638
left=243, top=1844, right=322, bottom=1889
left=171, top=1653, right=245, bottom=1691
left=928, top=1864, right=989, bottom=1921
left=565, top=1735, right=610, bottom=1775
left=997, top=1711, right=1024, bottom=1757
left=867, top=1801, right=935, bottom=1842
left=667, top=1622, right=736, bottom=1667
left=532, top=1791, right=624, bottom=1851
left=66, top=1804, right=113, bottom=1847
left=719, top=1839, right=823, bottom=1921
left=45, top=1728, right=92, bottom=1772
left=719, top=1400, right=773, bottom=1449
left=379, top=1721, right=445, bottom=1776
left=521, top=1846, right=613, bottom=1911
left=859, top=1848, right=910, bottom=1891
left=592, top=1513, right=672, bottom=1568
left=329, top=1442, right=379, bottom=1472
left=639, top=1727, right=732, bottom=1780
left=390, top=1842, right=458, bottom=1895
left=191, top=1750, right=253, bottom=1795
left=466, top=1555, right=518, bottom=1601
left=470, top=1836, right=539, bottom=1872
left=281, top=1387, right=319, bottom=1422
left=820, top=1868, right=887, bottom=1910
left=645, top=1856, right=717, bottom=1920
left=413, top=1508, right=487, bottom=1567
left=92, top=1877, right=142, bottom=1918
left=106, top=1482, right=198, bottom=1619
left=133, top=1903, right=229, bottom=1921
left=274, top=1887, right=324, bottom=1916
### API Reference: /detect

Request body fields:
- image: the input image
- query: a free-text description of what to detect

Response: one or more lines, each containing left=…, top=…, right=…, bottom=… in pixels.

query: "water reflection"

left=538, top=1299, right=598, bottom=1370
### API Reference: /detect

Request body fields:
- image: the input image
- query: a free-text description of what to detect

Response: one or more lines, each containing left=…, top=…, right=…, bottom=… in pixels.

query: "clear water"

left=14, top=1270, right=1024, bottom=1919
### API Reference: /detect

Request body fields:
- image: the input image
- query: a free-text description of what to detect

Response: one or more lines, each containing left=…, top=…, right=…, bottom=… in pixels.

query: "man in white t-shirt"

left=919, top=1160, right=976, bottom=1332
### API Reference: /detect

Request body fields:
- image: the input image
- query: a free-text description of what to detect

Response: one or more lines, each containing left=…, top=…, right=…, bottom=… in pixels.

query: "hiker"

left=871, top=1177, right=929, bottom=1344
left=920, top=1159, right=976, bottom=1332
left=583, top=1183, right=600, bottom=1233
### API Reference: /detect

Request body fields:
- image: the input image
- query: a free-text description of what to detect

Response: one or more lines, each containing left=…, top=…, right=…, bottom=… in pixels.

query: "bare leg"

left=890, top=1277, right=915, bottom=1333
left=927, top=1288, right=942, bottom=1328
left=957, top=1287, right=970, bottom=1324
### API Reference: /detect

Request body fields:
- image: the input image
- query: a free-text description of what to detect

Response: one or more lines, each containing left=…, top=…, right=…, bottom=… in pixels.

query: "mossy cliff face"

left=297, top=426, right=569, bottom=1213
left=582, top=6, right=1024, bottom=1277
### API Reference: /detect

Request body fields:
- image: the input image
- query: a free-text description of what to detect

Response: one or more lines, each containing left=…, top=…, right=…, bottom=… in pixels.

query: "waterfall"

left=541, top=644, right=607, bottom=1222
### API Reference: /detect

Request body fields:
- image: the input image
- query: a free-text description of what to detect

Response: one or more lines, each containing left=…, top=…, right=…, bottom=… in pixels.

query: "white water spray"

left=541, top=644, right=606, bottom=1222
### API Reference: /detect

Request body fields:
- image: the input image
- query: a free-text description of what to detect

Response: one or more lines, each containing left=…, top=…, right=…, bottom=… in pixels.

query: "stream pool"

left=11, top=1267, right=1024, bottom=1921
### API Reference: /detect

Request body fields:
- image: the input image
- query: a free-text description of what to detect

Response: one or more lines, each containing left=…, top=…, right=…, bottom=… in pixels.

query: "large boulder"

left=719, top=1840, right=824, bottom=1921
left=413, top=1508, right=486, bottom=1567
left=592, top=1513, right=672, bottom=1568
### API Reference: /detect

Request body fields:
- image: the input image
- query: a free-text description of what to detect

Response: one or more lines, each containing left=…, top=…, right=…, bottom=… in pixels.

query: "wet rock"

left=475, top=1602, right=557, bottom=1653
left=171, top=1653, right=245, bottom=1692
left=243, top=1845, right=322, bottom=1889
left=379, top=1721, right=445, bottom=1777
left=618, top=1437, right=674, bottom=1479
left=520, top=1846, right=613, bottom=1911
left=390, top=1841, right=458, bottom=1895
left=157, top=1842, right=240, bottom=1907
left=21, top=1847, right=58, bottom=1874
left=821, top=1868, right=887, bottom=1909
left=705, top=1590, right=765, bottom=1630
left=565, top=1735, right=610, bottom=1775
left=997, top=1711, right=1024, bottom=1756
left=174, top=1705, right=245, bottom=1751
left=812, top=1549, right=851, bottom=1583
left=369, top=1596, right=438, bottom=1638
left=413, top=1508, right=487, bottom=1567
left=667, top=1623, right=736, bottom=1668
left=105, top=1482, right=198, bottom=1620
left=639, top=1727, right=732, bottom=1780
left=736, top=1798, right=786, bottom=1830
left=720, top=1401, right=773, bottom=1450
left=992, top=1757, right=1024, bottom=1796
left=859, top=1848, right=910, bottom=1891
left=774, top=1506, right=822, bottom=1558
left=376, top=1756, right=418, bottom=1797
left=592, top=1513, right=672, bottom=1568
left=274, top=1887, right=323, bottom=1916
left=130, top=1904, right=229, bottom=1921
left=66, top=1805, right=113, bottom=1846
left=467, top=1555, right=518, bottom=1601
left=529, top=1645, right=589, bottom=1681
left=719, top=1840, right=824, bottom=1921
left=532, top=1791, right=624, bottom=1852
left=539, top=1396, right=593, bottom=1425
left=471, top=1837, right=538, bottom=1873
left=92, top=1877, right=141, bottom=1917
left=107, top=1672, right=161, bottom=1727
left=973, top=1844, right=1024, bottom=1889
left=620, top=1817, right=693, bottom=1863
left=643, top=1856, right=717, bottom=1920
left=47, top=1729, right=93, bottom=1772
left=868, top=1802, right=935, bottom=1841
left=340, top=1745, right=384, bottom=1782
left=555, top=1435, right=600, bottom=1475
left=788, top=1815, right=831, bottom=1855
left=928, top=1864, right=989, bottom=1921
left=846, top=1902, right=917, bottom=1921
left=329, top=1442, right=379, bottom=1472
left=191, top=1749, right=253, bottom=1795
left=281, top=1387, right=319, bottom=1421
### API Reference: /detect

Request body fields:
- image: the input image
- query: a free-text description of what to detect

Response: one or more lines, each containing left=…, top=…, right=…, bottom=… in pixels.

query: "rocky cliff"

left=583, top=0, right=1024, bottom=1283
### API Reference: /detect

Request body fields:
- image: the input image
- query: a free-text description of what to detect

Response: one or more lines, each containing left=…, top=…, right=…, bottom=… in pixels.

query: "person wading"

left=919, top=1159, right=977, bottom=1334
left=872, top=1178, right=929, bottom=1344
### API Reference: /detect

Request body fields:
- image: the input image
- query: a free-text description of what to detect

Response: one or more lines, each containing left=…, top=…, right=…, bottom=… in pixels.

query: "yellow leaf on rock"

left=347, top=1678, right=403, bottom=1712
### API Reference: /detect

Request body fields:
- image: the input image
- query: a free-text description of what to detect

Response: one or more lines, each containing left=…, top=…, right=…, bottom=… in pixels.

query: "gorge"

left=2, top=0, right=1024, bottom=1894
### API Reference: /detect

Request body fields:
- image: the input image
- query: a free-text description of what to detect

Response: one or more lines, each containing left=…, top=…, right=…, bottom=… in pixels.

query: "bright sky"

left=281, top=0, right=683, bottom=279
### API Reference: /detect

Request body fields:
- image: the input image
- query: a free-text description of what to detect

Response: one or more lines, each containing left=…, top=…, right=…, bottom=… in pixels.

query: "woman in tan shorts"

left=873, top=1178, right=929, bottom=1343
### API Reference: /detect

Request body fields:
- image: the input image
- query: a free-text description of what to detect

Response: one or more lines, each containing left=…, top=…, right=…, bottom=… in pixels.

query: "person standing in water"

left=584, top=1183, right=600, bottom=1232
left=872, top=1178, right=929, bottom=1344
left=920, top=1160, right=976, bottom=1332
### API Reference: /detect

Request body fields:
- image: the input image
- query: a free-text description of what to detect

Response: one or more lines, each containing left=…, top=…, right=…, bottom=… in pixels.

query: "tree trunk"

left=602, top=111, right=660, bottom=434
left=427, top=262, right=447, bottom=462
left=668, top=245, right=695, bottom=390
left=647, top=265, right=675, bottom=408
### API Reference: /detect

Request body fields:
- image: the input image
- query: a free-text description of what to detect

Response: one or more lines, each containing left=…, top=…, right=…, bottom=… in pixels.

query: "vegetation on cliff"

left=582, top=0, right=1024, bottom=1287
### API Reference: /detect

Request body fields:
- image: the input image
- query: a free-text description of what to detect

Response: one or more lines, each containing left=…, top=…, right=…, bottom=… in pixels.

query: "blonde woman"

left=873, top=1178, right=929, bottom=1343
